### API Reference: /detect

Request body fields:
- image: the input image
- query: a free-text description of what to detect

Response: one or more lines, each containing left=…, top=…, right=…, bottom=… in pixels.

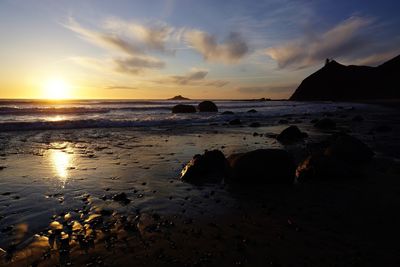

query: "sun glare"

left=43, top=78, right=71, bottom=100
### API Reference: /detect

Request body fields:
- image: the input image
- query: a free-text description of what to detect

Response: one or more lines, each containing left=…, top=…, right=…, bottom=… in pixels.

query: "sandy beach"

left=0, top=102, right=399, bottom=266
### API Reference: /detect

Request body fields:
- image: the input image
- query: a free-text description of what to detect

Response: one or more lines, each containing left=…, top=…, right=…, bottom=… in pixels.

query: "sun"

left=43, top=78, right=71, bottom=100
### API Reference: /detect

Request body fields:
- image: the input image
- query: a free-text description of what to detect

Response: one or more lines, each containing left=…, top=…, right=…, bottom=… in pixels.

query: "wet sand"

left=1, top=103, right=400, bottom=266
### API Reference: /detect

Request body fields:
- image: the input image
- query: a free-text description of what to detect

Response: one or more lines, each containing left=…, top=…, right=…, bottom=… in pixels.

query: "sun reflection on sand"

left=49, top=149, right=73, bottom=186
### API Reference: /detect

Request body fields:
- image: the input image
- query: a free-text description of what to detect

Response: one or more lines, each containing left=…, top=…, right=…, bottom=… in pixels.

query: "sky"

left=0, top=0, right=399, bottom=99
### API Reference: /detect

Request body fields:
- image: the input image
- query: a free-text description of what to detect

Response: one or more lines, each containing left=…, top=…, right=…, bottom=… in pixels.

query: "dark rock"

left=227, top=149, right=295, bottom=184
left=181, top=150, right=229, bottom=184
left=222, top=111, right=234, bottom=115
left=229, top=119, right=241, bottom=125
left=112, top=193, right=131, bottom=204
left=352, top=115, right=364, bottom=122
left=278, top=119, right=289, bottom=124
left=247, top=109, right=257, bottom=113
left=290, top=55, right=400, bottom=101
left=249, top=122, right=260, bottom=128
left=276, top=126, right=308, bottom=143
left=324, top=133, right=374, bottom=164
left=198, top=101, right=218, bottom=112
left=169, top=95, right=190, bottom=100
left=172, top=104, right=196, bottom=113
left=310, top=118, right=319, bottom=123
left=297, top=134, right=374, bottom=182
left=314, top=118, right=336, bottom=129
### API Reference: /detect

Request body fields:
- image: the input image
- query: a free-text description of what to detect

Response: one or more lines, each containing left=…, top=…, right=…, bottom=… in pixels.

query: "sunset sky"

left=1, top=0, right=399, bottom=99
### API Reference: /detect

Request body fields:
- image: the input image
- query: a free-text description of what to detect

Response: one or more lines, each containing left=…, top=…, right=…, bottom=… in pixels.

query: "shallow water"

left=0, top=102, right=399, bottom=266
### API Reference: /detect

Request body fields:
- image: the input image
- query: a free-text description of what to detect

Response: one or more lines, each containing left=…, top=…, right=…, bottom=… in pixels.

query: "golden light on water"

left=43, top=78, right=71, bottom=100
left=49, top=149, right=73, bottom=184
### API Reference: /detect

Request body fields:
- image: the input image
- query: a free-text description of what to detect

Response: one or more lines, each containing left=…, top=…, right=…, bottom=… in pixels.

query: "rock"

left=112, top=192, right=131, bottom=204
left=222, top=111, right=234, bottom=115
left=198, top=101, right=218, bottom=112
left=172, top=104, right=196, bottom=113
left=352, top=115, right=364, bottom=122
left=229, top=119, right=241, bottom=125
left=296, top=134, right=373, bottom=182
left=169, top=95, right=190, bottom=100
left=278, top=119, right=289, bottom=124
left=276, top=126, right=308, bottom=143
left=314, top=118, right=336, bottom=129
left=181, top=150, right=229, bottom=184
left=324, top=133, right=374, bottom=164
left=227, top=149, right=295, bottom=184
left=249, top=122, right=260, bottom=128
left=247, top=109, right=257, bottom=113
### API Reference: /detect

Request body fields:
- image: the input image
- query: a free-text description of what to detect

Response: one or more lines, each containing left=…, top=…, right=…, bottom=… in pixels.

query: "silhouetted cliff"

left=290, top=55, right=400, bottom=101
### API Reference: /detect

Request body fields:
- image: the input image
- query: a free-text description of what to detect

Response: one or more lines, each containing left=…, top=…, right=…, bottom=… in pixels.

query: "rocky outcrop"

left=169, top=95, right=190, bottom=100
left=290, top=55, right=400, bottom=101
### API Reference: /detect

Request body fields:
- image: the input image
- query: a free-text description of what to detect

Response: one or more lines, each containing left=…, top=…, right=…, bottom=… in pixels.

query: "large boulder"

left=180, top=150, right=229, bottom=184
left=297, top=134, right=374, bottom=182
left=227, top=149, right=295, bottom=184
left=198, top=101, right=218, bottom=112
left=172, top=104, right=196, bottom=113
left=324, top=133, right=374, bottom=164
left=276, top=125, right=308, bottom=143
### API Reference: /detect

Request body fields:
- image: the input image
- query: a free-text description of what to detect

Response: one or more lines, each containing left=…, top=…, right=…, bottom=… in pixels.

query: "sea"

left=0, top=99, right=367, bottom=131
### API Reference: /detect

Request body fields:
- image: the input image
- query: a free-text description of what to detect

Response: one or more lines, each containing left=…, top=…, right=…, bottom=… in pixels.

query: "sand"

left=0, top=103, right=399, bottom=266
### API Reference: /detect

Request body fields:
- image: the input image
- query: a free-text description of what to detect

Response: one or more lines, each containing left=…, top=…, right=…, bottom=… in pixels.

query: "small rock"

left=222, top=111, right=234, bottom=115
left=276, top=125, right=308, bottom=144
left=249, top=122, right=260, bottom=127
left=112, top=192, right=131, bottom=204
left=247, top=109, right=257, bottom=113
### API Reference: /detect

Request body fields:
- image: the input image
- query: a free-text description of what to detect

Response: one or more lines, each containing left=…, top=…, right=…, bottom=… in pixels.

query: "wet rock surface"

left=180, top=150, right=229, bottom=184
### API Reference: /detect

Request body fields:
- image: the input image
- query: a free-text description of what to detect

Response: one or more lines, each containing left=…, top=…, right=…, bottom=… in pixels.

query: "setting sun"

left=43, top=78, right=71, bottom=99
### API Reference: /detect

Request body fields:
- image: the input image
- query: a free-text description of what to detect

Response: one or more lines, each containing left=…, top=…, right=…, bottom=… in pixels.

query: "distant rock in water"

left=290, top=55, right=400, bottom=101
left=222, top=111, right=234, bottom=115
left=172, top=104, right=196, bottom=113
left=168, top=95, right=190, bottom=100
left=314, top=118, right=336, bottom=130
left=229, top=118, right=241, bottom=125
left=181, top=150, right=229, bottom=184
left=227, top=149, right=296, bottom=184
left=198, top=101, right=218, bottom=112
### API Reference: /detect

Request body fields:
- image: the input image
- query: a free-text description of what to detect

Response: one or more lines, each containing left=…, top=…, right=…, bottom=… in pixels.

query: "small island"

left=168, top=95, right=190, bottom=100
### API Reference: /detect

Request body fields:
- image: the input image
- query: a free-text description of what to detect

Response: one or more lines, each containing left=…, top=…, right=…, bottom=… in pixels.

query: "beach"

left=0, top=100, right=399, bottom=266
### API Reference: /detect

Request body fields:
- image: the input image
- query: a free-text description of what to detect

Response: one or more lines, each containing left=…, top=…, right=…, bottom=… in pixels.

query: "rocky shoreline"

left=0, top=103, right=399, bottom=266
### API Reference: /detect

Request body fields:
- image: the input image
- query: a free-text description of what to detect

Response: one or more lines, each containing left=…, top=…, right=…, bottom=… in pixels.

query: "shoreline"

left=0, top=103, right=399, bottom=266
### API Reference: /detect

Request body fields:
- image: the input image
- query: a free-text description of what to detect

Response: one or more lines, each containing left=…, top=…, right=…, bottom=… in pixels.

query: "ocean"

left=0, top=99, right=365, bottom=131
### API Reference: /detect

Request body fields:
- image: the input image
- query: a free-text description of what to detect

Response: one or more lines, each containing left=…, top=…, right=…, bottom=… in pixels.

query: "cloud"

left=65, top=18, right=143, bottom=56
left=265, top=16, right=373, bottom=69
left=349, top=49, right=400, bottom=66
left=104, top=18, right=177, bottom=52
left=157, top=68, right=228, bottom=87
left=185, top=31, right=249, bottom=64
left=114, top=56, right=165, bottom=74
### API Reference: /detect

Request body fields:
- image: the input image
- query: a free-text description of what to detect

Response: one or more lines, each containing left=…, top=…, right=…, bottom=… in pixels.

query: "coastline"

left=0, top=102, right=399, bottom=266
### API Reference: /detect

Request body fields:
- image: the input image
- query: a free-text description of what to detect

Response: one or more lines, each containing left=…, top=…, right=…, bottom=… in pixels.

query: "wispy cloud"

left=185, top=31, right=249, bottom=64
left=114, top=56, right=165, bottom=74
left=265, top=16, right=373, bottom=69
left=157, top=68, right=228, bottom=87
